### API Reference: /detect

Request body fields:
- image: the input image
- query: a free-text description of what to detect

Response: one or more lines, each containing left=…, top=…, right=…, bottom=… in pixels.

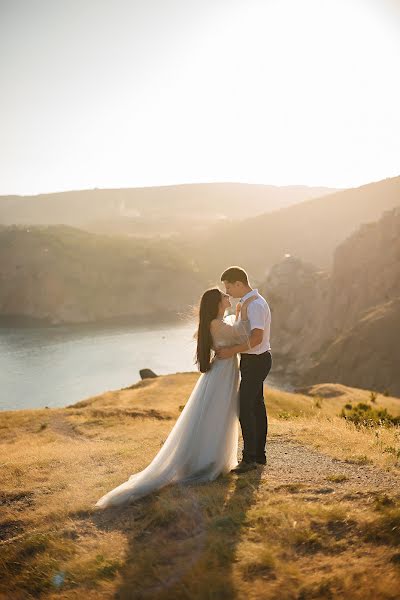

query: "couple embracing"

left=96, top=266, right=272, bottom=509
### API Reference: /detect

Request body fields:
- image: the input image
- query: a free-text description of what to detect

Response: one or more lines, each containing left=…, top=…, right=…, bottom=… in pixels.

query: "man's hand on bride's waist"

left=216, top=347, right=236, bottom=360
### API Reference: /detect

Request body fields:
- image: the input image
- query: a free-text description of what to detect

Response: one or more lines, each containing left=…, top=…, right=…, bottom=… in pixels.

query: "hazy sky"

left=1, top=0, right=399, bottom=195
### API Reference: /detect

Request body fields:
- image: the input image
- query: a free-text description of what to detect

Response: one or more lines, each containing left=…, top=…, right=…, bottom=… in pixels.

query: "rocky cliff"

left=259, top=256, right=330, bottom=375
left=0, top=225, right=205, bottom=325
left=304, top=298, right=400, bottom=395
left=261, top=207, right=400, bottom=394
left=326, top=209, right=400, bottom=339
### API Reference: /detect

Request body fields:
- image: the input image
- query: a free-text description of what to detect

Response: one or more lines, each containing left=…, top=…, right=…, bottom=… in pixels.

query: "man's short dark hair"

left=220, top=266, right=249, bottom=285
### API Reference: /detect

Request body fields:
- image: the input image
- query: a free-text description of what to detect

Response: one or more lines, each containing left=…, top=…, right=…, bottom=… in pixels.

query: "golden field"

left=1, top=373, right=399, bottom=599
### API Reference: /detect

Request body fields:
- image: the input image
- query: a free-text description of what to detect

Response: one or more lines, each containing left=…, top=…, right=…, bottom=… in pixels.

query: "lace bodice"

left=211, top=317, right=252, bottom=349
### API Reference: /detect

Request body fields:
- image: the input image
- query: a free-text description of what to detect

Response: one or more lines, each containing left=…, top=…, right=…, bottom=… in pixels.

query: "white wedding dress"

left=95, top=316, right=251, bottom=508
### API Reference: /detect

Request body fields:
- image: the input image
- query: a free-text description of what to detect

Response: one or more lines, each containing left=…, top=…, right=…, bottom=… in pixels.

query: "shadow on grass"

left=90, top=466, right=263, bottom=599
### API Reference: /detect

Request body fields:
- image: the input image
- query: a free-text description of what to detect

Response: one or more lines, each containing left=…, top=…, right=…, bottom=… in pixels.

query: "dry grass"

left=266, top=385, right=400, bottom=471
left=0, top=373, right=399, bottom=599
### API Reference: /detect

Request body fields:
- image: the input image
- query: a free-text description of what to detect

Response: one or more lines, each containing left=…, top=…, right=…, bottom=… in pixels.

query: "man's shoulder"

left=248, top=295, right=269, bottom=314
left=250, top=294, right=271, bottom=318
left=254, top=293, right=268, bottom=307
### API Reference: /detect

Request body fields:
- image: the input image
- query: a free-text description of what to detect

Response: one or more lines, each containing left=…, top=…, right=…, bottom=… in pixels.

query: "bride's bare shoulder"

left=210, top=319, right=233, bottom=335
left=210, top=318, right=224, bottom=331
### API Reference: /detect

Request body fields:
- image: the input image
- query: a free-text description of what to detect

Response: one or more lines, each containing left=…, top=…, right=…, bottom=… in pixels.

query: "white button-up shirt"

left=238, top=289, right=271, bottom=354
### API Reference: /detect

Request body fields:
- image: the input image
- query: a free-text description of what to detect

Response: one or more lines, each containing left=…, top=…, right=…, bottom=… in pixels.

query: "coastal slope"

left=1, top=374, right=399, bottom=598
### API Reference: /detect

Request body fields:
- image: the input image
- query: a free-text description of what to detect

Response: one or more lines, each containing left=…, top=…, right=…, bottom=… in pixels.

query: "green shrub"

left=340, top=403, right=400, bottom=428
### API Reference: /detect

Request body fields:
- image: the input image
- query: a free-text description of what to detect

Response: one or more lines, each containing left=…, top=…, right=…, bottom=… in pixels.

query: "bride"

left=95, top=288, right=255, bottom=509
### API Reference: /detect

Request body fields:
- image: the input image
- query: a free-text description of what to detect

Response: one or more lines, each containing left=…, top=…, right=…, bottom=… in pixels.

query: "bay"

left=0, top=319, right=286, bottom=411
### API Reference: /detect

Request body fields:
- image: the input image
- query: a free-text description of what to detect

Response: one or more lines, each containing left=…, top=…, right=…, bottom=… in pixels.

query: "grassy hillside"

left=197, top=175, right=400, bottom=279
left=0, top=225, right=206, bottom=324
left=0, top=183, right=337, bottom=238
left=1, top=374, right=399, bottom=599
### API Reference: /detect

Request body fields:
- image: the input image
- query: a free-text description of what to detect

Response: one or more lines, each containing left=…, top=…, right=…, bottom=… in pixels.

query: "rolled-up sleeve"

left=248, top=303, right=265, bottom=330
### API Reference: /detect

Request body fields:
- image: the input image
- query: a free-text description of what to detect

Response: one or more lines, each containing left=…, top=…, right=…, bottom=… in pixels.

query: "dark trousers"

left=239, top=351, right=272, bottom=463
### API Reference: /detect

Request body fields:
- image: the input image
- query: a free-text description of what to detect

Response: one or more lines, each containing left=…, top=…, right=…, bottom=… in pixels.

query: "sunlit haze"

left=1, top=0, right=399, bottom=195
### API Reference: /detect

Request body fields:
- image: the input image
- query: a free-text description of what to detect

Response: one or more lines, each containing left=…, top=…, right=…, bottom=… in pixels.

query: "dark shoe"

left=230, top=460, right=258, bottom=474
left=255, top=459, right=267, bottom=465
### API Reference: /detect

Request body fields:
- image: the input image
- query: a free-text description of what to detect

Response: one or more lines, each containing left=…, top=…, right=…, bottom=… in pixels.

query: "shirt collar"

left=240, top=289, right=258, bottom=302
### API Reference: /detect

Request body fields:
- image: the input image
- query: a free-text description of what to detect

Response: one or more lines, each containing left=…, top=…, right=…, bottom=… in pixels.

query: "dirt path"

left=48, top=414, right=85, bottom=439
left=238, top=433, right=400, bottom=495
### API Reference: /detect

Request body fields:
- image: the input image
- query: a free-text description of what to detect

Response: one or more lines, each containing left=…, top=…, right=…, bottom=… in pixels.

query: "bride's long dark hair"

left=196, top=288, right=223, bottom=373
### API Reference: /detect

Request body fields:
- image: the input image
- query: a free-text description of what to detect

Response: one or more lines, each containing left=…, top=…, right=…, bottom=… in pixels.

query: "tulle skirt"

left=95, top=356, right=240, bottom=508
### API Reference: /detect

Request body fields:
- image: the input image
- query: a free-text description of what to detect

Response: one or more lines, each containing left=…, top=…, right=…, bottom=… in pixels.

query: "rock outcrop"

left=139, top=369, right=158, bottom=380
left=304, top=298, right=400, bottom=395
left=261, top=207, right=400, bottom=394
left=259, top=256, right=330, bottom=375
left=325, top=209, right=400, bottom=339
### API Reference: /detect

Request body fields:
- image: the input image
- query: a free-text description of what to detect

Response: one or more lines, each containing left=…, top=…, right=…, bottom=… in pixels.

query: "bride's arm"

left=229, top=297, right=254, bottom=342
left=212, top=297, right=255, bottom=345
left=216, top=297, right=264, bottom=356
left=240, top=296, right=255, bottom=321
left=234, top=301, right=241, bottom=323
left=232, top=295, right=255, bottom=322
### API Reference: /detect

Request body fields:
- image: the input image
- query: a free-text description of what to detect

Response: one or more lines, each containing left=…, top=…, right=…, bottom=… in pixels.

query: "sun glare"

left=0, top=0, right=399, bottom=193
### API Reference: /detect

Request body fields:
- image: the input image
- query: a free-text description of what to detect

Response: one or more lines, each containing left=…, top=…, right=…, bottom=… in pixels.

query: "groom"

left=217, top=266, right=272, bottom=473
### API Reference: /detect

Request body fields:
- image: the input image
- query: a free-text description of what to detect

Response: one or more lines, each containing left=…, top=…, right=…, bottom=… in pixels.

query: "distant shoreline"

left=0, top=316, right=293, bottom=412
left=0, top=311, right=192, bottom=330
